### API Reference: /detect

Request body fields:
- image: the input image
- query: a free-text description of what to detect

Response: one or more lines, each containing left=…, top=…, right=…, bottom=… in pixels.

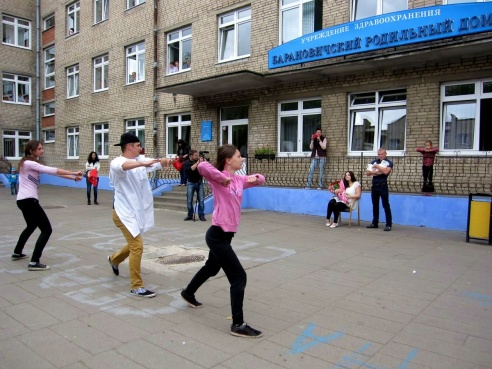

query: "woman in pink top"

left=12, top=140, right=83, bottom=270
left=180, top=145, right=265, bottom=338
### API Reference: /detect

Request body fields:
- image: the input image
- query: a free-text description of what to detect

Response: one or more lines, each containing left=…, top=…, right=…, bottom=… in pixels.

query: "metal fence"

left=150, top=154, right=491, bottom=196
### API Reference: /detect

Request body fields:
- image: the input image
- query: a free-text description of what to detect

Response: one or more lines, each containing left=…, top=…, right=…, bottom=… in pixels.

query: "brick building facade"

left=1, top=0, right=491, bottom=193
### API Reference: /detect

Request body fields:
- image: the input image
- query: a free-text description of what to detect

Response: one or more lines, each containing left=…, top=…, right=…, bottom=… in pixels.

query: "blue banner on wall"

left=268, top=3, right=492, bottom=69
left=201, top=120, right=212, bottom=142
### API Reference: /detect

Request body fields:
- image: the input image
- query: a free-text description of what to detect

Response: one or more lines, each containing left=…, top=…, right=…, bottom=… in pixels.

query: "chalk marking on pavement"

left=463, top=291, right=492, bottom=307
left=289, top=323, right=344, bottom=354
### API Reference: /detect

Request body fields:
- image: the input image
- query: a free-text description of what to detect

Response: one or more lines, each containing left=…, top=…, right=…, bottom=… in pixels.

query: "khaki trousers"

left=110, top=210, right=143, bottom=289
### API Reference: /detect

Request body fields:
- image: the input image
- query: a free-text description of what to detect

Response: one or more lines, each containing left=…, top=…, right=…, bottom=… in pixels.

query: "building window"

left=126, top=119, right=145, bottom=153
left=44, top=130, right=55, bottom=143
left=2, top=73, right=31, bottom=104
left=94, top=54, right=109, bottom=91
left=94, top=0, right=109, bottom=23
left=166, top=114, right=191, bottom=156
left=280, top=0, right=322, bottom=44
left=67, top=64, right=79, bottom=98
left=126, top=42, right=145, bottom=84
left=67, top=126, right=79, bottom=158
left=44, top=46, right=55, bottom=89
left=219, top=7, right=251, bottom=62
left=352, top=0, right=407, bottom=21
left=2, top=15, right=31, bottom=49
left=278, top=99, right=321, bottom=156
left=44, top=15, right=55, bottom=30
left=167, top=26, right=192, bottom=74
left=93, top=123, right=109, bottom=157
left=43, top=102, right=55, bottom=116
left=3, top=130, right=32, bottom=159
left=67, top=2, right=80, bottom=36
left=127, top=0, right=145, bottom=9
left=441, top=79, right=492, bottom=153
left=349, top=89, right=407, bottom=154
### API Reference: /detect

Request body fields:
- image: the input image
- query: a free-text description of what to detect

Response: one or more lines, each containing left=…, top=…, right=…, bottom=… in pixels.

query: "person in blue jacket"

left=8, top=168, right=19, bottom=195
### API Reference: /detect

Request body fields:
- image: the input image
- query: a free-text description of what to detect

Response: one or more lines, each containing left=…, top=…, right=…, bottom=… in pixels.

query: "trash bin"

left=466, top=193, right=492, bottom=245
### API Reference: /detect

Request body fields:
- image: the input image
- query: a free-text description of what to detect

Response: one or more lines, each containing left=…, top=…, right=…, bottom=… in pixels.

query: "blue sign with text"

left=268, top=3, right=492, bottom=69
left=201, top=120, right=212, bottom=142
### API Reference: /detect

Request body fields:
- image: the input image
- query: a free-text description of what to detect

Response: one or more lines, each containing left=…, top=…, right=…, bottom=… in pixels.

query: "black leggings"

left=326, top=198, right=349, bottom=223
left=14, top=198, right=52, bottom=263
left=184, top=225, right=247, bottom=326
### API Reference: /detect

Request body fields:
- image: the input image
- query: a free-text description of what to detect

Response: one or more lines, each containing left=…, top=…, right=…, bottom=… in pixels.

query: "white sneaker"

left=330, top=223, right=338, bottom=228
left=326, top=222, right=332, bottom=227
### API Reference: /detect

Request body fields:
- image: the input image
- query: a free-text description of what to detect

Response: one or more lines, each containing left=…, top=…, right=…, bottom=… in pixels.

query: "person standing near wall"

left=305, top=127, right=327, bottom=189
left=8, top=168, right=18, bottom=195
left=416, top=140, right=439, bottom=196
left=177, top=139, right=190, bottom=186
left=12, top=140, right=83, bottom=270
left=107, top=133, right=174, bottom=297
left=85, top=151, right=100, bottom=205
left=180, top=144, right=265, bottom=338
left=366, top=148, right=393, bottom=232
left=183, top=149, right=206, bottom=221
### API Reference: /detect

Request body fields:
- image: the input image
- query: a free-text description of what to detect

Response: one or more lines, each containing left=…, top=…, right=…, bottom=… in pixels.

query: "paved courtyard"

left=0, top=185, right=491, bottom=369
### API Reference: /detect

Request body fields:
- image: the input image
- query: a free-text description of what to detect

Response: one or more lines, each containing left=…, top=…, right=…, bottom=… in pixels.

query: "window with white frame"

left=167, top=27, right=192, bottom=74
left=166, top=114, right=191, bottom=156
left=352, top=0, right=407, bottom=21
left=219, top=7, right=251, bottom=62
left=2, top=15, right=31, bottom=48
left=349, top=89, right=407, bottom=153
left=67, top=2, right=80, bottom=36
left=126, top=42, right=145, bottom=84
left=93, top=123, right=109, bottom=157
left=94, top=54, right=109, bottom=91
left=44, top=46, right=55, bottom=89
left=67, top=126, right=79, bottom=158
left=94, top=0, right=109, bottom=23
left=2, top=73, right=31, bottom=104
left=278, top=99, right=321, bottom=155
left=66, top=64, right=79, bottom=98
left=280, top=0, right=322, bottom=44
left=441, top=79, right=492, bottom=152
left=44, top=130, right=55, bottom=143
left=127, top=0, right=145, bottom=10
left=43, top=102, right=55, bottom=116
left=3, top=130, right=32, bottom=159
left=44, top=15, right=55, bottom=30
left=126, top=118, right=145, bottom=153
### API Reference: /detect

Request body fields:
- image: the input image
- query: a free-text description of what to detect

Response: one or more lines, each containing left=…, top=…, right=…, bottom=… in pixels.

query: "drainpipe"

left=152, top=0, right=159, bottom=156
left=35, top=0, right=41, bottom=140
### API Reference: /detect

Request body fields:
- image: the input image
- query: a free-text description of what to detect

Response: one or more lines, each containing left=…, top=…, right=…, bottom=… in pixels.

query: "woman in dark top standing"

left=177, top=139, right=190, bottom=186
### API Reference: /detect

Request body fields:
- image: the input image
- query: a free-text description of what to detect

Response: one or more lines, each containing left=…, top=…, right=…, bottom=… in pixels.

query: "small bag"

left=173, top=160, right=183, bottom=171
left=83, top=170, right=89, bottom=178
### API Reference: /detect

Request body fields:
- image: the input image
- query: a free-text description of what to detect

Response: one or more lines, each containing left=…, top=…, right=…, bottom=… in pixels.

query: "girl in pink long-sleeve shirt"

left=12, top=140, right=83, bottom=270
left=180, top=145, right=266, bottom=338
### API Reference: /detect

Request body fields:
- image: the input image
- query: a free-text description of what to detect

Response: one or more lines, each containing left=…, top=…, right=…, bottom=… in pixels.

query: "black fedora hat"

left=114, top=132, right=140, bottom=147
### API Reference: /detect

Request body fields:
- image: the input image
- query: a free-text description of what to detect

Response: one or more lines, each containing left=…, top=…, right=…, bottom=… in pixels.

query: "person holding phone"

left=305, top=127, right=327, bottom=189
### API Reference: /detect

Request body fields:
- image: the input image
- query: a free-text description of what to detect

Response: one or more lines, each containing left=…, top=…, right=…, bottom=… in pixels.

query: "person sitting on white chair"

left=326, top=171, right=361, bottom=228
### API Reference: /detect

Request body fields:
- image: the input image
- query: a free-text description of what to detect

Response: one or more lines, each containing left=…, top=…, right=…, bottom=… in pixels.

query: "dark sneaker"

left=107, top=256, right=119, bottom=276
left=366, top=224, right=378, bottom=229
left=199, top=217, right=206, bottom=221
left=12, top=253, right=27, bottom=260
left=184, top=216, right=193, bottom=221
left=94, top=201, right=99, bottom=205
left=130, top=288, right=156, bottom=298
left=230, top=323, right=263, bottom=338
left=28, top=262, right=51, bottom=271
left=384, top=226, right=392, bottom=232
left=180, top=290, right=203, bottom=308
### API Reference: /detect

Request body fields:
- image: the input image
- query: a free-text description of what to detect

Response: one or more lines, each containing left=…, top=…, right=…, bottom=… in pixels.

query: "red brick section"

left=42, top=27, right=55, bottom=45
left=42, top=88, right=55, bottom=101
left=42, top=116, right=55, bottom=128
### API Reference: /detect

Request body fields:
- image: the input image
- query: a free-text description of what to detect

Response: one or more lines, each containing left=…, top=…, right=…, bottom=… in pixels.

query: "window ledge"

left=217, top=55, right=250, bottom=65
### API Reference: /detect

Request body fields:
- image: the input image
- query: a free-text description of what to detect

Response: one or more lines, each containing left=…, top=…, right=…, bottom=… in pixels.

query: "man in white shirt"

left=107, top=133, right=174, bottom=297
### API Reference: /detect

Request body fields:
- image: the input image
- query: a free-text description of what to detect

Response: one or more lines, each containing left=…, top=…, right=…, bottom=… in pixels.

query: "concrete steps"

left=154, top=185, right=187, bottom=212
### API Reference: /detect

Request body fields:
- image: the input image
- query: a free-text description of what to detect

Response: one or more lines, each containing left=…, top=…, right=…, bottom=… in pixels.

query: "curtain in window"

left=68, top=135, right=78, bottom=156
left=138, top=53, right=145, bottom=80
left=3, top=138, right=14, bottom=157
left=350, top=110, right=376, bottom=151
left=282, top=8, right=299, bottom=43
left=280, top=116, right=298, bottom=152
left=237, top=21, right=251, bottom=57
left=302, top=114, right=321, bottom=151
left=68, top=74, right=78, bottom=96
left=2, top=23, right=14, bottom=44
left=444, top=102, right=476, bottom=150
left=379, top=108, right=406, bottom=150
left=302, top=1, right=315, bottom=36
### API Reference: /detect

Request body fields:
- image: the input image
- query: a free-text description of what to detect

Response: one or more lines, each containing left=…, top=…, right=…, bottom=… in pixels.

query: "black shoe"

left=87, top=201, right=91, bottom=205
left=366, top=224, right=378, bottom=229
left=199, top=216, right=206, bottom=221
left=384, top=226, right=392, bottom=232
left=180, top=290, right=203, bottom=308
left=94, top=201, right=99, bottom=205
left=12, top=253, right=27, bottom=260
left=230, top=323, right=263, bottom=338
left=107, top=256, right=119, bottom=276
left=28, top=262, right=51, bottom=271
left=130, top=288, right=156, bottom=298
left=184, top=216, right=193, bottom=221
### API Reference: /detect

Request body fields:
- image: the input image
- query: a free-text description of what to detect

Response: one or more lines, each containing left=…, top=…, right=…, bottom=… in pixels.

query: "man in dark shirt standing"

left=366, top=148, right=393, bottom=231
left=183, top=150, right=206, bottom=221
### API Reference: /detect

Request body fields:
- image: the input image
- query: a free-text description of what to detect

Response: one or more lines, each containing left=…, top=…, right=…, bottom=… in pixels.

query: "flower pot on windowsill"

left=254, top=154, right=276, bottom=161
